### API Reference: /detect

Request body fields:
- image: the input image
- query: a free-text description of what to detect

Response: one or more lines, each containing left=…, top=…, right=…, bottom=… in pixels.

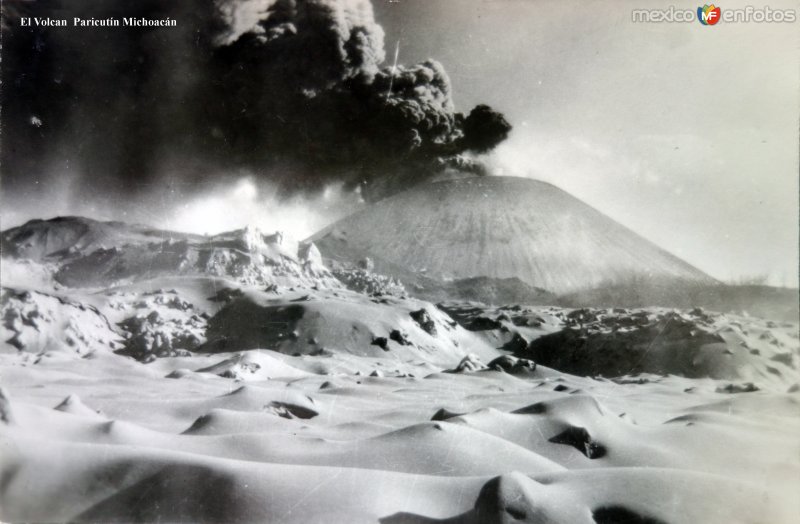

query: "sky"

left=2, top=0, right=798, bottom=287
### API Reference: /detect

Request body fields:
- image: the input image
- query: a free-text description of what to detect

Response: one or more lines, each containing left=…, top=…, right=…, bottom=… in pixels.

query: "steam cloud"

left=2, top=0, right=510, bottom=204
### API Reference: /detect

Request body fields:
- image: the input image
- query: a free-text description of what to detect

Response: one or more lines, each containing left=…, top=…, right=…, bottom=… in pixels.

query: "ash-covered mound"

left=198, top=288, right=498, bottom=367
left=1, top=288, right=123, bottom=357
left=437, top=301, right=799, bottom=385
left=1, top=216, right=196, bottom=261
left=309, top=176, right=715, bottom=296
left=518, top=307, right=799, bottom=382
left=2, top=217, right=337, bottom=289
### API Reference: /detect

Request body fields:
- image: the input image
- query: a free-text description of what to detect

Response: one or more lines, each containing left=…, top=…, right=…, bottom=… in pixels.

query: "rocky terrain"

left=1, top=216, right=798, bottom=523
left=2, top=217, right=337, bottom=289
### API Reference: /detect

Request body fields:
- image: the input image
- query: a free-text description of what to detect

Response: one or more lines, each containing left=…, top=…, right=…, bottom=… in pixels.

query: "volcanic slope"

left=310, top=176, right=715, bottom=295
left=1, top=216, right=337, bottom=289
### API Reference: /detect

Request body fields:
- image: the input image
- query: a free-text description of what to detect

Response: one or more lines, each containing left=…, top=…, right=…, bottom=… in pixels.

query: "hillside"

left=1, top=217, right=336, bottom=289
left=309, top=176, right=716, bottom=295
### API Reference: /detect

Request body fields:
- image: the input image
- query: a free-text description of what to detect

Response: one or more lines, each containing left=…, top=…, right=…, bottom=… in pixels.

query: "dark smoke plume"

left=2, top=0, right=510, bottom=202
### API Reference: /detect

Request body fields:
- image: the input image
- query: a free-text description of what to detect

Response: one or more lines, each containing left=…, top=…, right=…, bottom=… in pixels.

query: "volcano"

left=309, top=176, right=715, bottom=295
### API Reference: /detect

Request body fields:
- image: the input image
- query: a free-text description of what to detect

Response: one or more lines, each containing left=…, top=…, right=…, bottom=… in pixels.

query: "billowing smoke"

left=2, top=0, right=510, bottom=207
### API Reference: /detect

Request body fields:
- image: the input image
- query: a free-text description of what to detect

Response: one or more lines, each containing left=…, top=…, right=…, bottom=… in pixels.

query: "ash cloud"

left=2, top=0, right=510, bottom=204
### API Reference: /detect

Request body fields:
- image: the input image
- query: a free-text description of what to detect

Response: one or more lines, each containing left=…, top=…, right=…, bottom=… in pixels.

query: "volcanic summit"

left=310, top=176, right=715, bottom=295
